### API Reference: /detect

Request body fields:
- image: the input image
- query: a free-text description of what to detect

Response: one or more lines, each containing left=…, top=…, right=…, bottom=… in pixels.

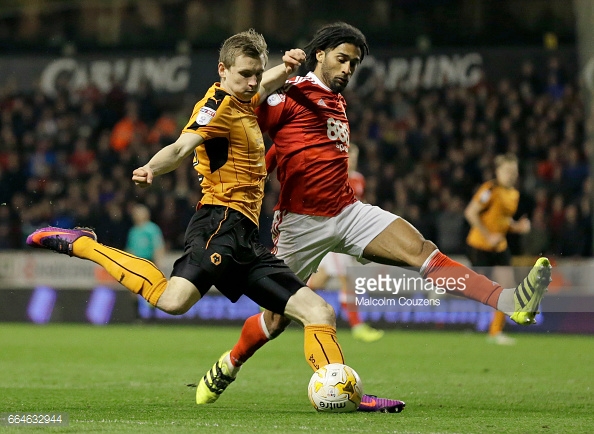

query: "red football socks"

left=229, top=313, right=270, bottom=367
left=422, top=250, right=503, bottom=309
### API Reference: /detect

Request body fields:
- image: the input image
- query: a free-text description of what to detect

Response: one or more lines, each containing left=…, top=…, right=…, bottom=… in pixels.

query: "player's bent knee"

left=155, top=278, right=201, bottom=315
left=156, top=294, right=191, bottom=315
left=284, top=287, right=336, bottom=326
left=312, top=301, right=336, bottom=325
left=422, top=240, right=438, bottom=259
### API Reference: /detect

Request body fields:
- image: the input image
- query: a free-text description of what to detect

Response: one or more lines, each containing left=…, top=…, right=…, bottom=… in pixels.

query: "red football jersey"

left=258, top=72, right=356, bottom=216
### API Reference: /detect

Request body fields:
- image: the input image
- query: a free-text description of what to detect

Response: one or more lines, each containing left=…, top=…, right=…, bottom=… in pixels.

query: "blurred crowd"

left=0, top=76, right=199, bottom=251
left=0, top=55, right=591, bottom=258
left=345, top=56, right=591, bottom=258
left=0, top=0, right=575, bottom=53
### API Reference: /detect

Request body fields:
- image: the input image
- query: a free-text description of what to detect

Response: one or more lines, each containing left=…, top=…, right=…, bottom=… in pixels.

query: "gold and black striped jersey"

left=183, top=83, right=266, bottom=226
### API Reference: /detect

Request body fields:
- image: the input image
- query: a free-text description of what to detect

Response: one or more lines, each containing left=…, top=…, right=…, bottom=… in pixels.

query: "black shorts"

left=171, top=205, right=305, bottom=314
left=466, top=245, right=512, bottom=278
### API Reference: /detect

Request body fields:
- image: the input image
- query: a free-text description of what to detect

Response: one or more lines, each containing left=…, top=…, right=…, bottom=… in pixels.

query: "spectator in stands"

left=69, top=137, right=96, bottom=176
left=110, top=100, right=147, bottom=152
left=148, top=110, right=179, bottom=146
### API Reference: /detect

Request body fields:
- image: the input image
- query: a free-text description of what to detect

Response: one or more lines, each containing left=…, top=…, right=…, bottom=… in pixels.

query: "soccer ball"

left=308, top=363, right=363, bottom=412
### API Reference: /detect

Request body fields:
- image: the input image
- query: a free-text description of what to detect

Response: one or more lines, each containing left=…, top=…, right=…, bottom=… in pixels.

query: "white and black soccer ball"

left=308, top=363, right=363, bottom=413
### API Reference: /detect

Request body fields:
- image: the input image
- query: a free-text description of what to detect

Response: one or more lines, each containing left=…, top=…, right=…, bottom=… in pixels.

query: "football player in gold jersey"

left=465, top=153, right=532, bottom=345
left=28, top=30, right=350, bottom=401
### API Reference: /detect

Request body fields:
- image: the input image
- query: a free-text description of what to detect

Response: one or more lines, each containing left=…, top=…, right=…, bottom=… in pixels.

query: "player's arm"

left=258, top=49, right=305, bottom=103
left=464, top=199, right=504, bottom=247
left=132, top=132, right=203, bottom=187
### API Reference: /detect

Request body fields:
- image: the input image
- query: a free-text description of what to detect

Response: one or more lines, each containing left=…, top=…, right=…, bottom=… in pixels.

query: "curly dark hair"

left=303, top=22, right=369, bottom=72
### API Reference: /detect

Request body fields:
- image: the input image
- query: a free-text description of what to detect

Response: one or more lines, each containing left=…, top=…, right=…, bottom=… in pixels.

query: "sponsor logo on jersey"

left=479, top=189, right=492, bottom=203
left=266, top=91, right=286, bottom=106
left=196, top=107, right=216, bottom=126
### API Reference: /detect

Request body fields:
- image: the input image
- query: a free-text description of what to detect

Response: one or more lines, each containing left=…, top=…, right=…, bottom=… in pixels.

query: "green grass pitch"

left=1, top=323, right=593, bottom=433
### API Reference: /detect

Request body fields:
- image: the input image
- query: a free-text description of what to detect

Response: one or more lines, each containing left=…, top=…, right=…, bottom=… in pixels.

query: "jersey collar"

left=306, top=71, right=333, bottom=92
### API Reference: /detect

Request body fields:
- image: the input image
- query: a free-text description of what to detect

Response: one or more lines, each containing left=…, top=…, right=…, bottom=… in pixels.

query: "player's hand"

left=282, top=49, right=305, bottom=74
left=514, top=216, right=531, bottom=234
left=132, top=166, right=154, bottom=188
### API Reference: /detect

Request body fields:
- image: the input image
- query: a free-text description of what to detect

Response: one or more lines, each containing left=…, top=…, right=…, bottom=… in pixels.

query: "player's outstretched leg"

left=27, top=226, right=97, bottom=255
left=27, top=226, right=168, bottom=306
left=195, top=351, right=239, bottom=404
left=509, top=257, right=552, bottom=325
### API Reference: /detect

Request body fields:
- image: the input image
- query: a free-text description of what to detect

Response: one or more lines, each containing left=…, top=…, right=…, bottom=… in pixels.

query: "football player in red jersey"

left=197, top=22, right=551, bottom=412
left=306, top=144, right=385, bottom=343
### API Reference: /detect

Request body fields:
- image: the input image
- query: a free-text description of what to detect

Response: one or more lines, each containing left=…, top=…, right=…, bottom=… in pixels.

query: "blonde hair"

left=494, top=153, right=518, bottom=168
left=219, top=29, right=268, bottom=68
